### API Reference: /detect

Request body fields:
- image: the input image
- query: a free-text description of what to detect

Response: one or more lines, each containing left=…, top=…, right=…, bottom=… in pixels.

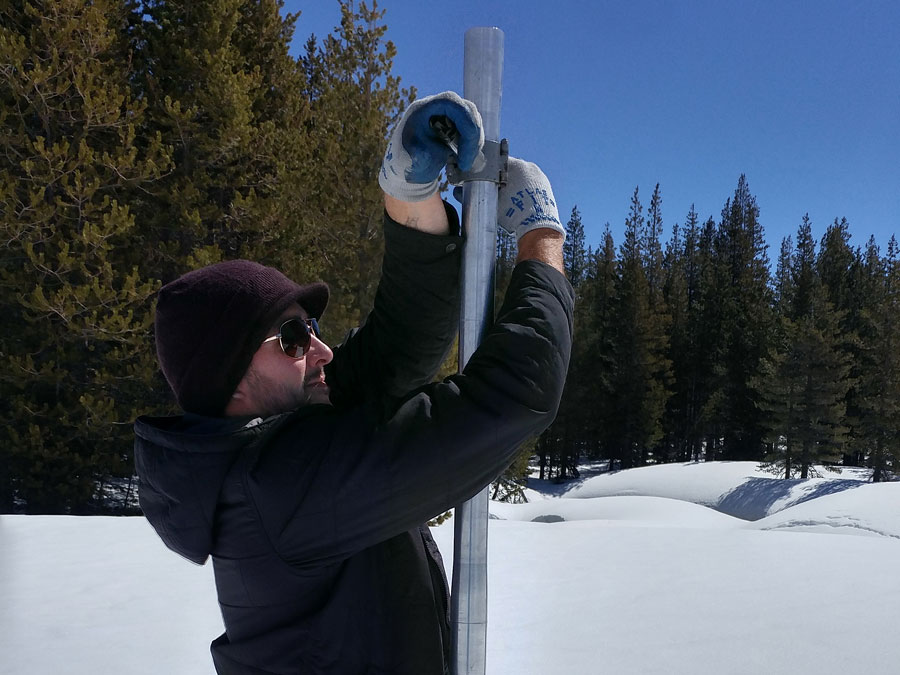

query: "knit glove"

left=498, top=157, right=566, bottom=241
left=379, top=91, right=484, bottom=202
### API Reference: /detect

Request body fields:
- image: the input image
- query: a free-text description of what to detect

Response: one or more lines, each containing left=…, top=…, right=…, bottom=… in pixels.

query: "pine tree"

left=579, top=226, right=618, bottom=468
left=817, top=217, right=864, bottom=467
left=773, top=236, right=794, bottom=312
left=637, top=184, right=672, bottom=462
left=133, top=0, right=318, bottom=282
left=606, top=189, right=644, bottom=468
left=563, top=205, right=586, bottom=285
left=1, top=0, right=170, bottom=512
left=756, top=216, right=852, bottom=478
left=695, top=216, right=726, bottom=460
left=538, top=205, right=590, bottom=480
left=788, top=312, right=852, bottom=478
left=754, top=319, right=800, bottom=479
left=644, top=183, right=665, bottom=305
left=791, top=215, right=816, bottom=317
left=705, top=176, right=771, bottom=461
left=854, top=237, right=900, bottom=481
left=607, top=188, right=672, bottom=467
left=817, top=218, right=855, bottom=312
left=663, top=206, right=701, bottom=462
left=299, top=1, right=414, bottom=340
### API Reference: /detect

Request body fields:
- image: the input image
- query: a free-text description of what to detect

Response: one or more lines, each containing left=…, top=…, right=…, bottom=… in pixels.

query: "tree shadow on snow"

left=716, top=477, right=865, bottom=521
left=789, top=479, right=866, bottom=507
left=526, top=461, right=612, bottom=497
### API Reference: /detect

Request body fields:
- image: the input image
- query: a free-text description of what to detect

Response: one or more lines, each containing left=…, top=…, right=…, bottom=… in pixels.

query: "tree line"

left=536, top=180, right=900, bottom=484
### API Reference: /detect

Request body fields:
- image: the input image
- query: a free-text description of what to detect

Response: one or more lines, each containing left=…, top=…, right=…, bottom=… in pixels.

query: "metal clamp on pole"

left=447, top=138, right=509, bottom=186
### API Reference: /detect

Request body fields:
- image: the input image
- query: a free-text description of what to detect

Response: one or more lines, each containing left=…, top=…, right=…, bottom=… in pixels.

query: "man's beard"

left=301, top=368, right=331, bottom=406
left=245, top=366, right=331, bottom=416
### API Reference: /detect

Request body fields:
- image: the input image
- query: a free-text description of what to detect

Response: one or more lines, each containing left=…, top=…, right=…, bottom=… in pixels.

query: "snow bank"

left=490, top=494, right=741, bottom=528
left=749, top=481, right=900, bottom=539
left=562, top=461, right=872, bottom=520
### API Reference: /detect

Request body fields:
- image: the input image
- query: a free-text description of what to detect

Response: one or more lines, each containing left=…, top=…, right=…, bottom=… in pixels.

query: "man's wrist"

left=384, top=193, right=450, bottom=235
left=516, top=229, right=564, bottom=275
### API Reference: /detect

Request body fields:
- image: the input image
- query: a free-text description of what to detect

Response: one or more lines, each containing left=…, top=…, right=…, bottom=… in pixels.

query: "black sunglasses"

left=262, top=318, right=320, bottom=358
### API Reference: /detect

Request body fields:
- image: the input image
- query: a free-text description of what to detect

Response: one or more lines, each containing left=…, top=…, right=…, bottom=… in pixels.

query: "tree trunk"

left=539, top=446, right=547, bottom=481
left=872, top=442, right=883, bottom=483
left=800, top=441, right=810, bottom=480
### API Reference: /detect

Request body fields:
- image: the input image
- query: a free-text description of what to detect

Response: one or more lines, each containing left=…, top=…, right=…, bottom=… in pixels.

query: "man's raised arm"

left=380, top=89, right=483, bottom=235
left=500, top=156, right=566, bottom=275
left=325, top=92, right=484, bottom=412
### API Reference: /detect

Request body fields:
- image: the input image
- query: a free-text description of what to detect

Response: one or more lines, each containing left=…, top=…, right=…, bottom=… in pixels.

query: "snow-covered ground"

left=2, top=462, right=898, bottom=674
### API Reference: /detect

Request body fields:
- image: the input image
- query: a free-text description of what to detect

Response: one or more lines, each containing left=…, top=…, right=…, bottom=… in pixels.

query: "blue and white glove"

left=498, top=158, right=566, bottom=241
left=379, top=91, right=485, bottom=202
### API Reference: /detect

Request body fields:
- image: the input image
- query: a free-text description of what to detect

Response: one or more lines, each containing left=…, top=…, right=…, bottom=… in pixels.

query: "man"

left=134, top=91, right=573, bottom=674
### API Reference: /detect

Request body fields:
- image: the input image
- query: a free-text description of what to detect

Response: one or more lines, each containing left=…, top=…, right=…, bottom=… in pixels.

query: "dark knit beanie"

left=154, top=260, right=329, bottom=416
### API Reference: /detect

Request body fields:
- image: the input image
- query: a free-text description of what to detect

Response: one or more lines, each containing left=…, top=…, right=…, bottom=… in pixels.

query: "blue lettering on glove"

left=506, top=192, right=526, bottom=213
left=524, top=187, right=556, bottom=209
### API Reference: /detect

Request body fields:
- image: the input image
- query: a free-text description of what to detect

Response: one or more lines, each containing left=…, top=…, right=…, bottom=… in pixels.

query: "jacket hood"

left=133, top=413, right=276, bottom=564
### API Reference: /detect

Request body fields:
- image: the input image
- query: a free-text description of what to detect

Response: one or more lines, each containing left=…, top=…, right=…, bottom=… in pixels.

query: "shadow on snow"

left=716, top=477, right=865, bottom=521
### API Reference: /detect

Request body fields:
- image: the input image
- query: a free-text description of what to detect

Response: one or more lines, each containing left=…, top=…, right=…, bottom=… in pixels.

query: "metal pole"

left=451, top=26, right=504, bottom=675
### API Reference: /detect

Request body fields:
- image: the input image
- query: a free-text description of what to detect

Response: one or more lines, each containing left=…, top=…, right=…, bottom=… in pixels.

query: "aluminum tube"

left=451, top=26, right=504, bottom=675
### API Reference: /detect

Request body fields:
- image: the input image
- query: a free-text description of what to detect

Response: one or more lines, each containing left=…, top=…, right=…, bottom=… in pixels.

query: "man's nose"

left=307, top=335, right=333, bottom=366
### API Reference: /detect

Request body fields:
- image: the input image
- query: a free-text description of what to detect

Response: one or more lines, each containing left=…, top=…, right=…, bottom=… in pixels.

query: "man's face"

left=228, top=305, right=334, bottom=417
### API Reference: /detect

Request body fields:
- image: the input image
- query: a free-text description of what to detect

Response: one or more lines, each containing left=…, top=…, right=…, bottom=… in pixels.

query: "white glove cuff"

left=378, top=171, right=439, bottom=203
left=514, top=215, right=567, bottom=242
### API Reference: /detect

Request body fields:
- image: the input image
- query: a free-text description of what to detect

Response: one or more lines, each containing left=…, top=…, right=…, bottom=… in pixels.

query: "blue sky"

left=283, top=1, right=900, bottom=258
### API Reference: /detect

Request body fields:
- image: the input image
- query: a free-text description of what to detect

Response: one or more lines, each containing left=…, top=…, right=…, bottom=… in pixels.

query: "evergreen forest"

left=537, top=187, right=900, bottom=486
left=1, top=0, right=897, bottom=514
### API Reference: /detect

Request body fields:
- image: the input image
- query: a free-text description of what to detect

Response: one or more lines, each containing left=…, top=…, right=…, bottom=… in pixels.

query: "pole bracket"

left=447, top=138, right=509, bottom=186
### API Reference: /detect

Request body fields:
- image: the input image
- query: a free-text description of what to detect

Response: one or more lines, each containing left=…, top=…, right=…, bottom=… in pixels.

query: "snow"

left=748, top=481, right=900, bottom=539
left=2, top=461, right=899, bottom=674
left=490, top=494, right=742, bottom=529
left=562, top=461, right=873, bottom=519
left=0, top=516, right=221, bottom=674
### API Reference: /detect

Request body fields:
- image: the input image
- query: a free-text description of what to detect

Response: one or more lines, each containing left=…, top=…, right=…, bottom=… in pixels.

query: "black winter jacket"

left=134, top=207, right=575, bottom=675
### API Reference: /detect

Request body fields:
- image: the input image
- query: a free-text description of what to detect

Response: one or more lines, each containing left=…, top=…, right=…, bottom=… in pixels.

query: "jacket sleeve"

left=324, top=202, right=462, bottom=414
left=250, top=259, right=575, bottom=569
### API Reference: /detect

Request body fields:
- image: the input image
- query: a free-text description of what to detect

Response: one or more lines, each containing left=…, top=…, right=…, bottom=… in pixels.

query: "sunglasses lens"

left=279, top=319, right=311, bottom=358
